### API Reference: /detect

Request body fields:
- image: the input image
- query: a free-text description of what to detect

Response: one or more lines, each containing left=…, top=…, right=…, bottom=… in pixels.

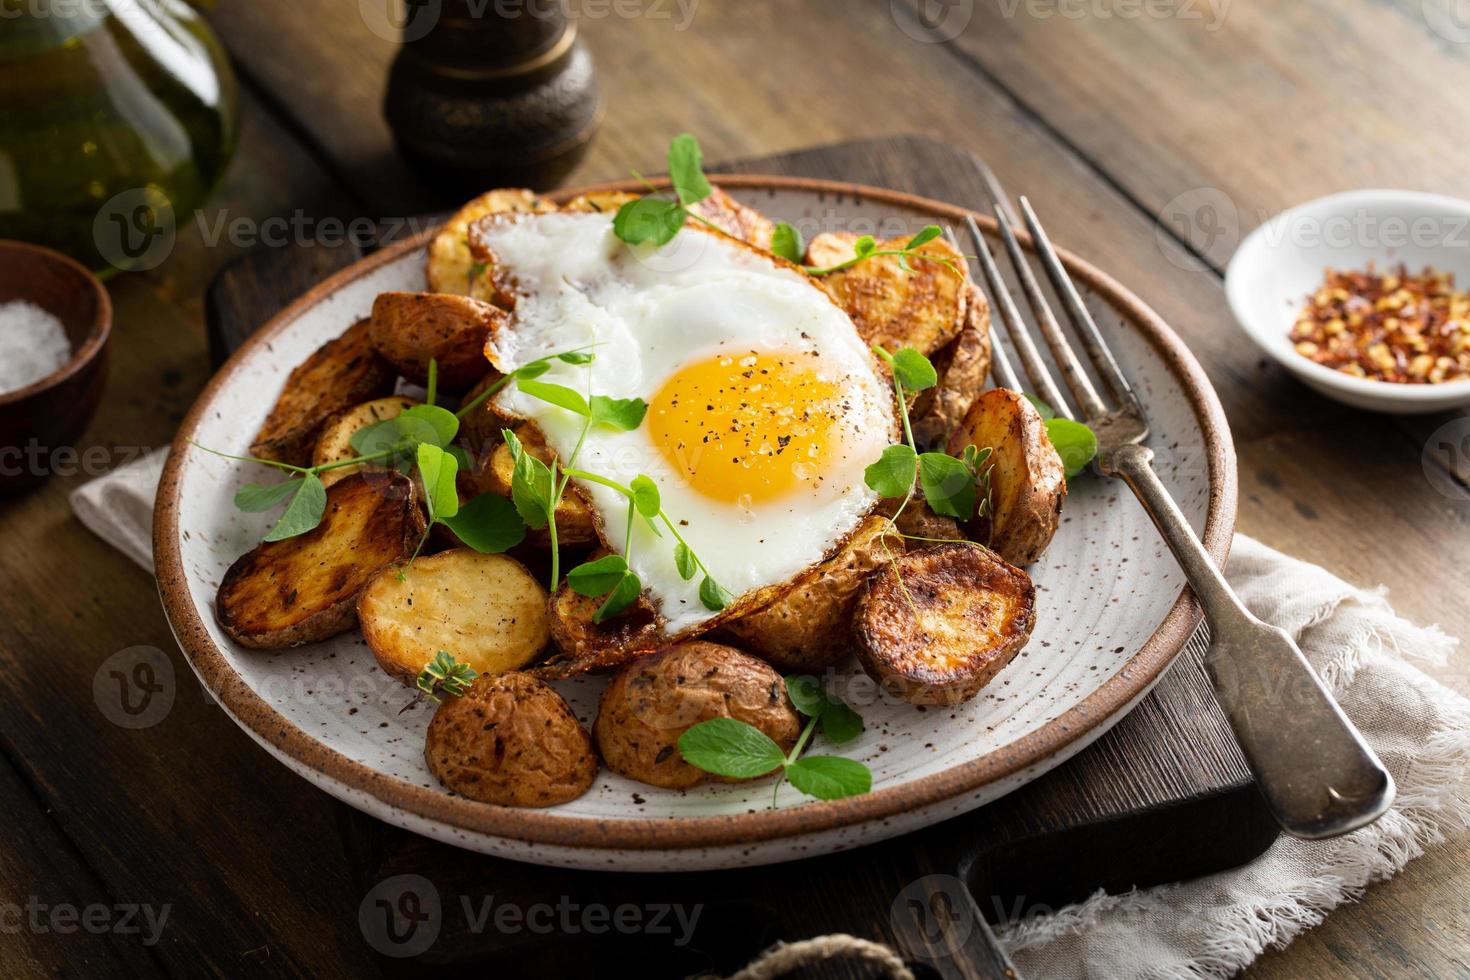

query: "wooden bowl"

left=0, top=241, right=112, bottom=492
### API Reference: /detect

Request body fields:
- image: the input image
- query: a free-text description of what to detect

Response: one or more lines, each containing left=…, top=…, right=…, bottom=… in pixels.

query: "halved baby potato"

left=359, top=549, right=550, bottom=687
left=425, top=672, right=597, bottom=807
left=593, top=642, right=801, bottom=789
left=947, top=388, right=1067, bottom=567
left=478, top=423, right=598, bottom=548
left=216, top=472, right=424, bottom=649
left=536, top=561, right=665, bottom=680
left=369, top=291, right=508, bottom=390
left=853, top=542, right=1036, bottom=705
left=687, top=186, right=776, bottom=250
left=249, top=318, right=396, bottom=466
left=425, top=188, right=555, bottom=304
left=721, top=515, right=901, bottom=673
left=805, top=231, right=974, bottom=356
left=911, top=291, right=992, bottom=450
left=312, top=396, right=418, bottom=488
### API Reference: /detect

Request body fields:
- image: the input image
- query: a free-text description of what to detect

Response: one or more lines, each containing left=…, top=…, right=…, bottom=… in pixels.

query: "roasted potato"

left=216, top=472, right=424, bottom=649
left=853, top=542, right=1035, bottom=705
left=359, top=550, right=550, bottom=686
left=425, top=672, right=596, bottom=807
left=877, top=498, right=966, bottom=543
left=369, top=291, right=508, bottom=390
left=560, top=190, right=641, bottom=214
left=947, top=388, right=1066, bottom=566
left=912, top=290, right=992, bottom=450
left=312, top=396, right=418, bottom=488
left=249, top=319, right=396, bottom=466
left=425, top=188, right=555, bottom=304
left=456, top=370, right=509, bottom=459
left=805, top=232, right=973, bottom=356
left=687, top=186, right=776, bottom=250
left=479, top=423, right=598, bottom=547
left=536, top=562, right=665, bottom=679
left=593, top=642, right=800, bottom=789
left=720, top=515, right=900, bottom=672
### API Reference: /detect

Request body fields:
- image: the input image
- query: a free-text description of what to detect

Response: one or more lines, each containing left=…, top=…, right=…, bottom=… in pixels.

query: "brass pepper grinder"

left=384, top=0, right=602, bottom=194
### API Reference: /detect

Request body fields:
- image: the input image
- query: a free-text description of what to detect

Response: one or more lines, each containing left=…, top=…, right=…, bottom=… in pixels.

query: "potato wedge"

left=687, top=186, right=776, bottom=250
left=853, top=542, right=1035, bottom=705
left=369, top=291, right=508, bottom=390
left=593, top=642, right=800, bottom=789
left=912, top=287, right=992, bottom=450
left=248, top=319, right=396, bottom=466
left=805, top=231, right=972, bottom=355
left=478, top=423, right=598, bottom=548
left=312, top=396, right=418, bottom=488
left=536, top=566, right=665, bottom=679
left=720, top=515, right=900, bottom=672
left=947, top=388, right=1066, bottom=566
left=359, top=549, right=550, bottom=686
left=560, top=190, right=641, bottom=214
left=877, top=498, right=966, bottom=543
left=425, top=672, right=596, bottom=807
left=216, top=472, right=424, bottom=649
left=425, top=188, right=555, bottom=304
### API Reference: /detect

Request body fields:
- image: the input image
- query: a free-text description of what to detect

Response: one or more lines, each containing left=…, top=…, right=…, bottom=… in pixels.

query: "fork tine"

left=945, top=226, right=1022, bottom=392
left=1019, top=197, right=1143, bottom=417
left=992, top=205, right=1110, bottom=421
left=964, top=215, right=1074, bottom=418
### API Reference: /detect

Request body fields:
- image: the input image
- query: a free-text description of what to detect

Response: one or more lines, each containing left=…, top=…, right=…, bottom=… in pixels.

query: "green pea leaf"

left=517, top=378, right=591, bottom=418
left=673, top=542, right=697, bottom=580
left=629, top=474, right=661, bottom=518
left=593, top=571, right=643, bottom=624
left=567, top=554, right=630, bottom=597
left=819, top=701, right=864, bottom=745
left=785, top=675, right=827, bottom=719
left=771, top=222, right=806, bottom=263
left=864, top=444, right=918, bottom=498
left=516, top=359, right=552, bottom=381
left=417, top=443, right=460, bottom=522
left=962, top=443, right=992, bottom=473
left=235, top=479, right=304, bottom=513
left=785, top=756, right=872, bottom=800
left=667, top=132, right=713, bottom=206
left=890, top=347, right=938, bottom=392
left=1023, top=393, right=1057, bottom=420
left=699, top=575, right=733, bottom=611
left=557, top=350, right=596, bottom=365
left=1045, top=417, right=1099, bottom=479
left=399, top=404, right=460, bottom=447
left=918, top=451, right=977, bottom=520
left=440, top=493, right=526, bottom=554
left=613, top=197, right=687, bottom=246
left=854, top=235, right=877, bottom=259
left=504, top=429, right=553, bottom=529
left=677, top=718, right=786, bottom=779
left=905, top=225, right=943, bottom=251
left=350, top=415, right=438, bottom=456
left=590, top=395, right=648, bottom=431
left=263, top=473, right=327, bottom=542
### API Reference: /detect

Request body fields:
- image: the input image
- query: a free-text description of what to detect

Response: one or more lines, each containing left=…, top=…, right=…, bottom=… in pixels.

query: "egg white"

left=473, top=211, right=898, bottom=636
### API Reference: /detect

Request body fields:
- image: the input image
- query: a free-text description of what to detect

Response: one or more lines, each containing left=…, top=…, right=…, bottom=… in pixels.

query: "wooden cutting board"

left=206, top=136, right=1276, bottom=980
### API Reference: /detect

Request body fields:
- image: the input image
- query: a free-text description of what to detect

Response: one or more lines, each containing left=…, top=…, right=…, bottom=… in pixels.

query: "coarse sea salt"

left=0, top=300, right=73, bottom=396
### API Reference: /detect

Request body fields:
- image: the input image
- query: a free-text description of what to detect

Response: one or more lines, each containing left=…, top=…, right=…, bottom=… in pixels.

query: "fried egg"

left=473, top=211, right=898, bottom=636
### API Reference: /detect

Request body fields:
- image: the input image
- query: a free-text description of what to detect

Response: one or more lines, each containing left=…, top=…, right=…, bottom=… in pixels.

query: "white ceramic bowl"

left=1225, top=189, right=1470, bottom=414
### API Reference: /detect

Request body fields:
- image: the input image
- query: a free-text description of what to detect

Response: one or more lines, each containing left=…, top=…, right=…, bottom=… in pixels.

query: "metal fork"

left=953, top=183, right=1394, bottom=841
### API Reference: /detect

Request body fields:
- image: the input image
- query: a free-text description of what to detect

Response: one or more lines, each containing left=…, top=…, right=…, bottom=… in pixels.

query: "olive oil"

left=0, top=0, right=237, bottom=275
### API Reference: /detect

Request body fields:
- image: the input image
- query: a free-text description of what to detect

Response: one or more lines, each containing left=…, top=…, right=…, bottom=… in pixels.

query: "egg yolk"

left=648, top=351, right=844, bottom=504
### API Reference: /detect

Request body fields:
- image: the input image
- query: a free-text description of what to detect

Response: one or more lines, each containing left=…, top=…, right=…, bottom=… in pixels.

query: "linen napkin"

left=70, top=449, right=1470, bottom=979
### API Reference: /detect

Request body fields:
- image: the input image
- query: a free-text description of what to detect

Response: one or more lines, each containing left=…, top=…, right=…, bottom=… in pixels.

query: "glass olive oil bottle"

left=0, top=0, right=237, bottom=275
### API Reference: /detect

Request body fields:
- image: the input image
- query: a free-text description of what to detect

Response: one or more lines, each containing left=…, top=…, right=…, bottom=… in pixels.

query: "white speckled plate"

left=155, top=177, right=1236, bottom=871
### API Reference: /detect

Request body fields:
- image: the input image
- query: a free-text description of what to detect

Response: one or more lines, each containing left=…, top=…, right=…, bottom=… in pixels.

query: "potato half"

left=312, top=396, right=418, bottom=488
left=369, top=291, right=508, bottom=390
left=425, top=188, right=555, bottom=304
left=536, top=563, right=665, bottom=680
left=687, top=186, right=776, bottom=250
left=359, top=549, right=550, bottom=686
left=216, top=472, right=424, bottom=649
left=593, top=642, right=800, bottom=789
left=853, top=542, right=1036, bottom=705
left=249, top=318, right=396, bottom=466
left=947, top=388, right=1067, bottom=567
left=911, top=289, right=992, bottom=450
left=478, top=423, right=598, bottom=548
left=425, top=673, right=596, bottom=807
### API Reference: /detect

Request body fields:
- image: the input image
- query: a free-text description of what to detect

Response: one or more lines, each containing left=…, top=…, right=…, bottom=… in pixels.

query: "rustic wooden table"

left=2, top=1, right=1467, bottom=977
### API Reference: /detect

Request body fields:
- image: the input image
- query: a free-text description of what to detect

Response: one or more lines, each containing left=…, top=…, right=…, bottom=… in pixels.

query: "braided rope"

left=718, top=934, right=916, bottom=980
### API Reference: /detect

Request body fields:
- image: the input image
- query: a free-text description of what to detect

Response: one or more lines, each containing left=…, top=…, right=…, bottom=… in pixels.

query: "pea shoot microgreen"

left=676, top=675, right=871, bottom=807
left=1022, top=395, right=1100, bottom=479
left=612, top=133, right=716, bottom=247
left=803, top=225, right=961, bottom=278
left=415, top=651, right=478, bottom=702
left=770, top=222, right=806, bottom=263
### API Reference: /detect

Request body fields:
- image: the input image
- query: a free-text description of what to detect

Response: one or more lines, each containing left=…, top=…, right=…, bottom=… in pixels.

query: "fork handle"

left=1108, top=444, right=1395, bottom=839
